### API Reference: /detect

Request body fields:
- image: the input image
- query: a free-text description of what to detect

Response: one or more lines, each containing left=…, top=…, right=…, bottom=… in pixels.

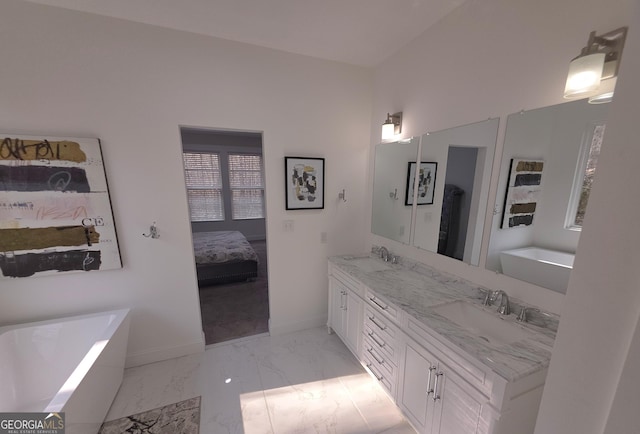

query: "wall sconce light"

left=564, top=27, right=628, bottom=104
left=381, top=112, right=402, bottom=141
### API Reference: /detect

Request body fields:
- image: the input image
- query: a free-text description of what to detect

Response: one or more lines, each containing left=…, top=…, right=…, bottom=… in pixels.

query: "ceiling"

left=23, top=0, right=466, bottom=67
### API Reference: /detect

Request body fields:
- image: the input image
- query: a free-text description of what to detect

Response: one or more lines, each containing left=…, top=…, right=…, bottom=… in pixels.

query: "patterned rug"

left=99, top=397, right=200, bottom=434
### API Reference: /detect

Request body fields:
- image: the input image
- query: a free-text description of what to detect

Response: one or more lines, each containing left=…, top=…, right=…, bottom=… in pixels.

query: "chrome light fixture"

left=564, top=27, right=628, bottom=103
left=381, top=112, right=402, bottom=141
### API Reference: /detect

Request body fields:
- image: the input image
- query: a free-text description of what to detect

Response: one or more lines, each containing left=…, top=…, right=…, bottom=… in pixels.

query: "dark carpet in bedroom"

left=199, top=240, right=269, bottom=345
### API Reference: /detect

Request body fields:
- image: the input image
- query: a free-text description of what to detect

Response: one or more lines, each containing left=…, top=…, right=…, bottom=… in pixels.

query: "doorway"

left=439, top=146, right=479, bottom=261
left=181, top=127, right=269, bottom=345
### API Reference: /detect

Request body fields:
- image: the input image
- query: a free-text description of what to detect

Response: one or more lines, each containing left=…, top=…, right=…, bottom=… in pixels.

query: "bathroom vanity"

left=327, top=254, right=557, bottom=434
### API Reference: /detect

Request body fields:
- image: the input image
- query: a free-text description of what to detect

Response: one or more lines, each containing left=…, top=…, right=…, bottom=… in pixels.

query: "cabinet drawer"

left=363, top=324, right=398, bottom=366
left=363, top=335, right=396, bottom=378
left=362, top=351, right=396, bottom=399
left=364, top=307, right=398, bottom=339
left=365, top=288, right=399, bottom=322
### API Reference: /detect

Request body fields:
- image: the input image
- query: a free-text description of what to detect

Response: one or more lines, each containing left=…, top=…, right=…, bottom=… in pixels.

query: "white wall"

left=0, top=0, right=371, bottom=365
left=369, top=0, right=633, bottom=314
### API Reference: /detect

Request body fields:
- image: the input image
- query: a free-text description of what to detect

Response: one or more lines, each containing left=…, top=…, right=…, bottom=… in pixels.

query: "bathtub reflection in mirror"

left=371, top=137, right=420, bottom=244
left=486, top=99, right=609, bottom=293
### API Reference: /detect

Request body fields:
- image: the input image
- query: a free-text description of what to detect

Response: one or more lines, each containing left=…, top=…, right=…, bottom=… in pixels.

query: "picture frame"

left=405, top=161, right=437, bottom=205
left=500, top=158, right=544, bottom=229
left=285, top=156, right=325, bottom=210
left=0, top=133, right=122, bottom=279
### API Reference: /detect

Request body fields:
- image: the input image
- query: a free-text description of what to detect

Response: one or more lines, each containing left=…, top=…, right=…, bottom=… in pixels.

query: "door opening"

left=180, top=127, right=269, bottom=345
left=439, top=146, right=479, bottom=261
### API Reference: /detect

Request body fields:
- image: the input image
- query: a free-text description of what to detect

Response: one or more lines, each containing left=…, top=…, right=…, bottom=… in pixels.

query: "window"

left=183, top=152, right=224, bottom=221
left=228, top=154, right=264, bottom=220
left=182, top=151, right=265, bottom=222
left=566, top=124, right=605, bottom=229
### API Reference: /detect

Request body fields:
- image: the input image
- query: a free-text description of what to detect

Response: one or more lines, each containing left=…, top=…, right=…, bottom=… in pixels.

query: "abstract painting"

left=500, top=158, right=544, bottom=228
left=285, top=157, right=324, bottom=210
left=0, top=134, right=122, bottom=279
left=405, top=162, right=437, bottom=205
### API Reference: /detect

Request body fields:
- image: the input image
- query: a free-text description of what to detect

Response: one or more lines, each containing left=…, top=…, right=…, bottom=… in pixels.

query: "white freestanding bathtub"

left=500, top=247, right=575, bottom=293
left=0, top=309, right=130, bottom=434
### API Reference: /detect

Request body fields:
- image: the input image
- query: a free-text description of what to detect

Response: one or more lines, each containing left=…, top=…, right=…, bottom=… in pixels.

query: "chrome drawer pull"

left=426, top=366, right=436, bottom=395
left=432, top=372, right=443, bottom=402
left=369, top=297, right=389, bottom=311
left=367, top=332, right=386, bottom=348
left=366, top=363, right=384, bottom=382
left=368, top=315, right=387, bottom=331
left=367, top=347, right=385, bottom=365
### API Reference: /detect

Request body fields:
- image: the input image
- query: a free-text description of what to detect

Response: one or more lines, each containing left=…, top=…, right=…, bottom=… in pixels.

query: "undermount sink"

left=432, top=300, right=534, bottom=346
left=344, top=256, right=392, bottom=273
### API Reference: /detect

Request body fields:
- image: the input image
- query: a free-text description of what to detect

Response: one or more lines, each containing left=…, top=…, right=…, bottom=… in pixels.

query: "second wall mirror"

left=486, top=99, right=609, bottom=293
left=413, top=118, right=499, bottom=266
left=371, top=137, right=420, bottom=244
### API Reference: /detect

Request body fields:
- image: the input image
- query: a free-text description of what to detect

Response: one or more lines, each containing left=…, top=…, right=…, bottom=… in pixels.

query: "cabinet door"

left=345, top=289, right=362, bottom=356
left=399, top=341, right=438, bottom=433
left=329, top=277, right=345, bottom=337
left=430, top=364, right=487, bottom=434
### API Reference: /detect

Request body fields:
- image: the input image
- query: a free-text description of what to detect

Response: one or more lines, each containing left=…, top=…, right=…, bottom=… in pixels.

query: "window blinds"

left=183, top=152, right=224, bottom=221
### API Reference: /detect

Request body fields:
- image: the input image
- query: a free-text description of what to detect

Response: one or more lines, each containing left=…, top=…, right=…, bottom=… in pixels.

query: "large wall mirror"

left=371, top=137, right=420, bottom=244
left=486, top=99, right=609, bottom=293
left=371, top=119, right=499, bottom=266
left=413, top=119, right=499, bottom=266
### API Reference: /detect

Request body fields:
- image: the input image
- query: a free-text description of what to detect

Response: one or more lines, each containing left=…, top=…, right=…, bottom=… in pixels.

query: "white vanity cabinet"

left=327, top=257, right=552, bottom=434
left=327, top=263, right=364, bottom=356
left=399, top=338, right=491, bottom=434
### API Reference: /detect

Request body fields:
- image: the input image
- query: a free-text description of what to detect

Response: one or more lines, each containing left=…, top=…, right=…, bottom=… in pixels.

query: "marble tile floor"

left=105, top=327, right=416, bottom=433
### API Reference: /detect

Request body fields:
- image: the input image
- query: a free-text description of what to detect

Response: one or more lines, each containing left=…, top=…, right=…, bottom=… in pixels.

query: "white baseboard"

left=125, top=337, right=205, bottom=368
left=269, top=315, right=327, bottom=336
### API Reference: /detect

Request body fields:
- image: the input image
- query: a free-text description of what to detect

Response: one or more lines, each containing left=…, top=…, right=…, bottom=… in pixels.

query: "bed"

left=192, top=230, right=259, bottom=286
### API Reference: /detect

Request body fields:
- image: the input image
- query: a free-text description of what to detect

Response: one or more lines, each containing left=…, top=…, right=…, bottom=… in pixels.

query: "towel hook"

left=143, top=222, right=160, bottom=239
left=338, top=189, right=347, bottom=202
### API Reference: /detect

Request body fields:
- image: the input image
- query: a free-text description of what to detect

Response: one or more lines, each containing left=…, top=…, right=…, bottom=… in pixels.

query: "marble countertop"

left=329, top=254, right=558, bottom=382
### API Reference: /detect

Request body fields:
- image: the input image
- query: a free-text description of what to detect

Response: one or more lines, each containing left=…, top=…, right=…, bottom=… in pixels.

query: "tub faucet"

left=379, top=246, right=390, bottom=262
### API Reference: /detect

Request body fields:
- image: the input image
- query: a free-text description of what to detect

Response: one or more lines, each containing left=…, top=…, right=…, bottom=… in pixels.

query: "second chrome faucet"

left=483, top=290, right=511, bottom=315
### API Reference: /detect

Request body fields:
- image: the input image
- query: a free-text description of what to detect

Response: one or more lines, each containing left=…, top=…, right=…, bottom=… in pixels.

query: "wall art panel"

left=500, top=158, right=544, bottom=229
left=0, top=134, right=122, bottom=279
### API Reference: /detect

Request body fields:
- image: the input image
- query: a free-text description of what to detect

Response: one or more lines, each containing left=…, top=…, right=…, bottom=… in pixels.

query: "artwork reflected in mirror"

left=413, top=119, right=499, bottom=265
left=486, top=99, right=609, bottom=293
left=405, top=162, right=437, bottom=205
left=500, top=159, right=544, bottom=229
left=371, top=137, right=420, bottom=244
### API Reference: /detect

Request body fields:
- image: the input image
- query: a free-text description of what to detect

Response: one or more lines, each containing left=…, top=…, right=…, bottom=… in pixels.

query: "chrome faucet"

left=493, top=290, right=510, bottom=315
left=516, top=307, right=539, bottom=322
left=379, top=246, right=390, bottom=262
left=483, top=290, right=510, bottom=315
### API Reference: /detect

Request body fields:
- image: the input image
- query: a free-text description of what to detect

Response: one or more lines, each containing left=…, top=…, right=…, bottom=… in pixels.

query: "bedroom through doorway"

left=181, top=127, right=269, bottom=346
